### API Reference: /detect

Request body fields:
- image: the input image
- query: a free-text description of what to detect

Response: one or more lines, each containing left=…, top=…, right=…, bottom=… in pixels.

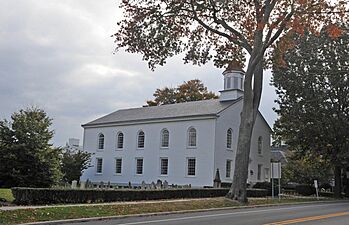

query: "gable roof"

left=82, top=98, right=241, bottom=127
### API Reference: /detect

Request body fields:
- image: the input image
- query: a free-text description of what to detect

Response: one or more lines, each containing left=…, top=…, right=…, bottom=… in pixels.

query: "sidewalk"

left=0, top=198, right=214, bottom=211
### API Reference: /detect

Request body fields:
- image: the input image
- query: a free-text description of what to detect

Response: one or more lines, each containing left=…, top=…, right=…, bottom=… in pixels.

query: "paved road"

left=68, top=201, right=349, bottom=225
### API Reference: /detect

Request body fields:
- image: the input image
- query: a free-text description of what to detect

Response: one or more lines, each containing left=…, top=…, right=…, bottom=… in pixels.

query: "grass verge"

left=0, top=197, right=326, bottom=225
left=0, top=189, right=14, bottom=203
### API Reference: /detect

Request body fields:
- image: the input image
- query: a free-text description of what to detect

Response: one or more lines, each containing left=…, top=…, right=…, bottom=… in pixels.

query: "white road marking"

left=115, top=202, right=349, bottom=225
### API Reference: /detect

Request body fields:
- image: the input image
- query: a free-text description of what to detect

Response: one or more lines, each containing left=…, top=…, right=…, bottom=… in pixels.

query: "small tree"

left=147, top=79, right=218, bottom=106
left=0, top=107, right=61, bottom=188
left=61, top=149, right=91, bottom=184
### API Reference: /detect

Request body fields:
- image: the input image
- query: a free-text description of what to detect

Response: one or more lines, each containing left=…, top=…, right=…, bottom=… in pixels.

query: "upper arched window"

left=137, top=130, right=145, bottom=148
left=161, top=129, right=169, bottom=148
left=98, top=133, right=104, bottom=150
left=117, top=132, right=124, bottom=149
left=188, top=127, right=197, bottom=147
left=227, top=128, right=233, bottom=149
left=258, top=136, right=263, bottom=155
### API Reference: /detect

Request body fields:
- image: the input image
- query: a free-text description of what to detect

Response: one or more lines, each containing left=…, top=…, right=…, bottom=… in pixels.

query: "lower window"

left=187, top=158, right=196, bottom=176
left=96, top=158, right=103, bottom=174
left=226, top=160, right=232, bottom=178
left=115, top=158, right=122, bottom=174
left=136, top=158, right=143, bottom=175
left=160, top=158, right=168, bottom=175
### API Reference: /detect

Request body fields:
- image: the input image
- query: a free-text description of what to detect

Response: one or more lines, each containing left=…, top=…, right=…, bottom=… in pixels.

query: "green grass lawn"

left=0, top=189, right=14, bottom=202
left=0, top=197, right=325, bottom=225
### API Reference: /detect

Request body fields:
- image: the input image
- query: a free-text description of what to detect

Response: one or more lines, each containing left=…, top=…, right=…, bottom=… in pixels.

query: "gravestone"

left=156, top=179, right=162, bottom=189
left=71, top=180, right=77, bottom=189
left=80, top=181, right=86, bottom=189
left=163, top=180, right=168, bottom=189
left=141, top=181, right=146, bottom=189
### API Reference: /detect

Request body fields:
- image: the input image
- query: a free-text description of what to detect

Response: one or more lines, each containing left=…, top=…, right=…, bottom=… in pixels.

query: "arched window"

left=98, top=133, right=104, bottom=150
left=188, top=127, right=197, bottom=147
left=161, top=129, right=169, bottom=148
left=137, top=130, right=145, bottom=148
left=226, top=128, right=233, bottom=149
left=258, top=136, right=263, bottom=155
left=117, top=132, right=124, bottom=149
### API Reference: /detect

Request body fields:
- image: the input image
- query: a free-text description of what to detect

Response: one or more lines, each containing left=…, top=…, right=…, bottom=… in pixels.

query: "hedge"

left=295, top=184, right=316, bottom=196
left=12, top=187, right=268, bottom=205
left=253, top=182, right=279, bottom=196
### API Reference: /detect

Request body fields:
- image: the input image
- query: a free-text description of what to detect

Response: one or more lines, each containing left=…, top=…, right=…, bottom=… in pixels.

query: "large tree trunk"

left=334, top=165, right=342, bottom=198
left=226, top=98, right=256, bottom=202
left=226, top=59, right=263, bottom=203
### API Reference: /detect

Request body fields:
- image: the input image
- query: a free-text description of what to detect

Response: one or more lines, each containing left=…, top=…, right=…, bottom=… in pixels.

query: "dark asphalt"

left=64, top=201, right=349, bottom=225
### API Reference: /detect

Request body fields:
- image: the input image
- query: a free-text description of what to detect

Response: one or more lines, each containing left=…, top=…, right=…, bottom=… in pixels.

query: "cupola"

left=219, top=61, right=244, bottom=101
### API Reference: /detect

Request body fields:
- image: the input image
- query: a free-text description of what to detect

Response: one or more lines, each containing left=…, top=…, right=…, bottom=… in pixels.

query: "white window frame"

left=115, top=158, right=122, bottom=175
left=226, top=128, right=233, bottom=150
left=226, top=160, right=232, bottom=178
left=160, top=129, right=169, bottom=148
left=137, top=130, right=145, bottom=149
left=97, top=133, right=104, bottom=150
left=135, top=158, right=144, bottom=175
left=186, top=158, right=196, bottom=177
left=116, top=132, right=124, bottom=150
left=187, top=127, right=197, bottom=148
left=160, top=158, right=169, bottom=176
left=96, top=158, right=103, bottom=174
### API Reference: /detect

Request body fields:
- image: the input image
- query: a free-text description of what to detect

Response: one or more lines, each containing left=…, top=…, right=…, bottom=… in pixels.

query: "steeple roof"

left=223, top=61, right=245, bottom=74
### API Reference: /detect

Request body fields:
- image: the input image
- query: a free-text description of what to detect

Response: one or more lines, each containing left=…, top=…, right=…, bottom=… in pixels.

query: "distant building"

left=64, top=138, right=83, bottom=152
left=80, top=64, right=272, bottom=187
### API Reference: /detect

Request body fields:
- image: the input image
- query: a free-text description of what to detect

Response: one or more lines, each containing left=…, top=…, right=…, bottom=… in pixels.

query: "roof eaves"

left=81, top=113, right=218, bottom=128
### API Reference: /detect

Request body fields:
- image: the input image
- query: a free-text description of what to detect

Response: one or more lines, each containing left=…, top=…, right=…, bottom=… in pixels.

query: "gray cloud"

left=0, top=0, right=277, bottom=146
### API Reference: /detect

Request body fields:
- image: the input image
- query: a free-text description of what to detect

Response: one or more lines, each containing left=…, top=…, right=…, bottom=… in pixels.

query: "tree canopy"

left=273, top=28, right=349, bottom=197
left=61, top=148, right=91, bottom=184
left=146, top=79, right=218, bottom=106
left=0, top=107, right=61, bottom=188
left=114, top=0, right=348, bottom=202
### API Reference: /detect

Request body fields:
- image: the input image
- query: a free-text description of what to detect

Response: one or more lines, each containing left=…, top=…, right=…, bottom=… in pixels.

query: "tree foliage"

left=146, top=79, right=218, bottom=106
left=114, top=0, right=348, bottom=202
left=281, top=153, right=332, bottom=186
left=0, top=107, right=61, bottom=188
left=61, top=149, right=91, bottom=184
left=273, top=28, right=349, bottom=197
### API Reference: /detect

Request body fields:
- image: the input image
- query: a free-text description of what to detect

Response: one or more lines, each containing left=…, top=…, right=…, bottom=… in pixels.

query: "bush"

left=295, top=184, right=316, bottom=196
left=12, top=187, right=269, bottom=205
left=319, top=191, right=333, bottom=198
left=253, top=182, right=279, bottom=196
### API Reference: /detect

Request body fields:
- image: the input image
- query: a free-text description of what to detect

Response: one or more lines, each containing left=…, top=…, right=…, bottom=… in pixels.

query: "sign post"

left=314, top=180, right=319, bottom=200
left=271, top=162, right=282, bottom=200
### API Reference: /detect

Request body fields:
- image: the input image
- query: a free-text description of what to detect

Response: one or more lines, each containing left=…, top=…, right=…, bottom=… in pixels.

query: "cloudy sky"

left=0, top=0, right=278, bottom=146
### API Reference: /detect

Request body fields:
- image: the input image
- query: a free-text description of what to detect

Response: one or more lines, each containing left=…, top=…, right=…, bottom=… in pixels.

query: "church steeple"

left=219, top=61, right=244, bottom=101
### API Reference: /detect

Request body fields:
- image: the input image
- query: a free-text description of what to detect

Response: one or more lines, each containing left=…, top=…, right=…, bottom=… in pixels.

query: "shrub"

left=253, top=182, right=279, bottom=196
left=319, top=191, right=333, bottom=198
left=295, top=184, right=316, bottom=196
left=12, top=187, right=268, bottom=205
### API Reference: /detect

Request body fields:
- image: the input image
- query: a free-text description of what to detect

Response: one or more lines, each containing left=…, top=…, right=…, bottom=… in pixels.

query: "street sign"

left=314, top=180, right=318, bottom=188
left=271, top=162, right=281, bottom=179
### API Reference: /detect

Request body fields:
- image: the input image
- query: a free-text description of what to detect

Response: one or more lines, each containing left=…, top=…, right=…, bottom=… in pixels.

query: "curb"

left=18, top=200, right=346, bottom=225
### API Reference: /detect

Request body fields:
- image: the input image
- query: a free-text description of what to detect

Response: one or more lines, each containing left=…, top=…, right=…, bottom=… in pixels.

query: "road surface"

left=67, top=201, right=349, bottom=225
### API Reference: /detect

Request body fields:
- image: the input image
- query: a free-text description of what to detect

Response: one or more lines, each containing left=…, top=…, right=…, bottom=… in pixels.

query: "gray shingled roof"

left=83, top=98, right=241, bottom=127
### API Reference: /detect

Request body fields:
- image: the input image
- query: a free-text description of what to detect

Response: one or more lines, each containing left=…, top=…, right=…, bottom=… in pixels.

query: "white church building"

left=80, top=65, right=271, bottom=187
